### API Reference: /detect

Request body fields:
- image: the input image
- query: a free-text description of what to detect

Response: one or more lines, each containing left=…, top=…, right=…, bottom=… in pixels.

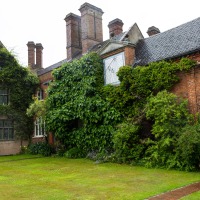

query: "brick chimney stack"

left=147, top=26, right=160, bottom=36
left=27, top=41, right=35, bottom=68
left=108, top=18, right=124, bottom=38
left=36, top=43, right=43, bottom=69
left=64, top=13, right=82, bottom=60
left=79, top=3, right=104, bottom=54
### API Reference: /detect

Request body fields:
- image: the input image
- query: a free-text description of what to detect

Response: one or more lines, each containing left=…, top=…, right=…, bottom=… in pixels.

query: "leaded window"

left=0, top=120, right=14, bottom=140
left=0, top=88, right=9, bottom=105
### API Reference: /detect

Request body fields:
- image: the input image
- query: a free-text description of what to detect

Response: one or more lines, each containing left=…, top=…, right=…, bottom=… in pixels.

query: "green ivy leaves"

left=46, top=52, right=120, bottom=152
left=0, top=48, right=39, bottom=140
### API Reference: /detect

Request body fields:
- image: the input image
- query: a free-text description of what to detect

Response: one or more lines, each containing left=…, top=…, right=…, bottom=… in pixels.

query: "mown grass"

left=181, top=191, right=200, bottom=200
left=0, top=155, right=199, bottom=200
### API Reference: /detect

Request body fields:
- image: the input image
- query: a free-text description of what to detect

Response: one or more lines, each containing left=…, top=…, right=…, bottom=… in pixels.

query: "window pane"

left=3, top=96, right=8, bottom=104
left=4, top=120, right=13, bottom=127
left=35, top=124, right=38, bottom=136
left=34, top=118, right=45, bottom=137
left=0, top=97, right=3, bottom=104
left=4, top=128, right=9, bottom=140
left=0, top=89, right=8, bottom=94
left=0, top=120, right=3, bottom=127
left=0, top=128, right=3, bottom=140
left=8, top=128, right=14, bottom=140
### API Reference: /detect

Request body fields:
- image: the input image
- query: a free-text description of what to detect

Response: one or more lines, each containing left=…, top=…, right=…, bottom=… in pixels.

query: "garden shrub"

left=175, top=122, right=200, bottom=171
left=64, top=147, right=86, bottom=159
left=112, top=121, right=145, bottom=164
left=28, top=142, right=55, bottom=156
left=144, top=90, right=192, bottom=169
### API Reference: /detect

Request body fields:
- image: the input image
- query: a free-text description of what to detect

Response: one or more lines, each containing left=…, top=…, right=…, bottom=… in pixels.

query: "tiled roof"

left=37, top=58, right=68, bottom=76
left=89, top=32, right=126, bottom=53
left=38, top=17, right=200, bottom=76
left=37, top=52, right=82, bottom=76
left=135, top=17, right=200, bottom=66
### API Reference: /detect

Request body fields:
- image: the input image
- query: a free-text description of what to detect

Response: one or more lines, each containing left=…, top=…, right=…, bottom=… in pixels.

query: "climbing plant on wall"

left=103, top=58, right=198, bottom=171
left=46, top=52, right=120, bottom=154
left=102, top=58, right=195, bottom=119
left=0, top=47, right=39, bottom=141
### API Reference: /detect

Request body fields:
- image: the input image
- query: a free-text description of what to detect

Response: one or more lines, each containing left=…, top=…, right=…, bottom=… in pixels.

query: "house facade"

left=27, top=3, right=200, bottom=142
left=0, top=41, right=28, bottom=156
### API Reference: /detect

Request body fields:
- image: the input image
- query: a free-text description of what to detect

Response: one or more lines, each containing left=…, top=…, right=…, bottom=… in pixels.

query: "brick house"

left=27, top=2, right=200, bottom=142
left=0, top=42, right=30, bottom=155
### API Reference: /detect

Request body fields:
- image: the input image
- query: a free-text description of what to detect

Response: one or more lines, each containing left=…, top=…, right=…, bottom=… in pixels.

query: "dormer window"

left=0, top=88, right=9, bottom=105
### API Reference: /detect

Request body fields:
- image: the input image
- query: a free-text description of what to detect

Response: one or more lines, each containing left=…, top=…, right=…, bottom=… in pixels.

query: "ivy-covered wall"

left=0, top=47, right=39, bottom=142
left=46, top=52, right=120, bottom=154
left=38, top=52, right=199, bottom=171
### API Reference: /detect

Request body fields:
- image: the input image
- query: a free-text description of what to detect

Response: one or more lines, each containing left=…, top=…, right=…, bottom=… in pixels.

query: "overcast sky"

left=0, top=0, right=199, bottom=68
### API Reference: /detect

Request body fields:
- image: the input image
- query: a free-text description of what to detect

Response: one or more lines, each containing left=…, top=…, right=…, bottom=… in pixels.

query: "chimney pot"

left=64, top=13, right=82, bottom=60
left=36, top=43, right=43, bottom=69
left=27, top=41, right=35, bottom=68
left=108, top=18, right=124, bottom=38
left=79, top=2, right=104, bottom=54
left=147, top=26, right=160, bottom=36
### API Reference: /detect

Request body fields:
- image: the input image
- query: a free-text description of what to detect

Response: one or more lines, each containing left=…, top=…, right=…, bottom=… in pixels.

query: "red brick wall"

left=124, top=46, right=135, bottom=66
left=39, top=71, right=53, bottom=99
left=171, top=53, right=200, bottom=114
left=170, top=52, right=200, bottom=114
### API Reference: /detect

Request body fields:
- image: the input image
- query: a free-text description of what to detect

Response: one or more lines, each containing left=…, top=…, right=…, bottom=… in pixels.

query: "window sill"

left=32, top=136, right=45, bottom=138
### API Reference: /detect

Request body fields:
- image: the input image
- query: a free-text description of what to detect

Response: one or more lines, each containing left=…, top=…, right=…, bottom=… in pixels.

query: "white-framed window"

left=103, top=52, right=125, bottom=85
left=0, top=88, right=9, bottom=105
left=34, top=117, right=45, bottom=137
left=0, top=119, right=14, bottom=140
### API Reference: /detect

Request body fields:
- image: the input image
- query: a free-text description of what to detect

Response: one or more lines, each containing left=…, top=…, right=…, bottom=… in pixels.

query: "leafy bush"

left=64, top=147, right=86, bottom=159
left=175, top=123, right=200, bottom=171
left=28, top=142, right=55, bottom=156
left=112, top=121, right=145, bottom=164
left=144, top=91, right=192, bottom=169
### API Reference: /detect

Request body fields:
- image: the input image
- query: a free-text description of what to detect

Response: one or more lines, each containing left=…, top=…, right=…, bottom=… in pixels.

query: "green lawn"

left=181, top=191, right=200, bottom=200
left=0, top=155, right=199, bottom=200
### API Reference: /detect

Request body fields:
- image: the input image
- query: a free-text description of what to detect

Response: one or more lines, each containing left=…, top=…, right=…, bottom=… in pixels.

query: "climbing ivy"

left=46, top=52, right=120, bottom=153
left=46, top=52, right=198, bottom=170
left=0, top=47, right=39, bottom=141
left=102, top=58, right=195, bottom=119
